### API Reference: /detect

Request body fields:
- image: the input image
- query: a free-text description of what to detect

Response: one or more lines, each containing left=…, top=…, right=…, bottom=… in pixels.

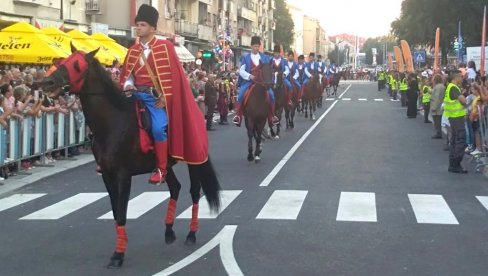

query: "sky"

left=286, top=0, right=404, bottom=38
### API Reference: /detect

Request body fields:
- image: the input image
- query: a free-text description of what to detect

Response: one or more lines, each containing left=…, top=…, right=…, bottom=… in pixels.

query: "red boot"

left=232, top=103, right=242, bottom=127
left=268, top=103, right=279, bottom=125
left=149, top=141, right=168, bottom=185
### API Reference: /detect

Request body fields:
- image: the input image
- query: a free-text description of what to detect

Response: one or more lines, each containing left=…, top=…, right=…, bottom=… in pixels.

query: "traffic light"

left=202, top=50, right=213, bottom=60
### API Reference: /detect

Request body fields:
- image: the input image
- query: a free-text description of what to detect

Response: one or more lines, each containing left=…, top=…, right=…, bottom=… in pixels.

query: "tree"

left=391, top=0, right=485, bottom=65
left=362, top=36, right=396, bottom=66
left=273, top=0, right=294, bottom=51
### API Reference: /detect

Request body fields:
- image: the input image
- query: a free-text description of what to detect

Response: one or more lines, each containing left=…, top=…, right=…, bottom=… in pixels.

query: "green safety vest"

left=422, top=85, right=431, bottom=103
left=390, top=78, right=397, bottom=89
left=399, top=79, right=408, bottom=92
left=443, top=83, right=465, bottom=118
left=378, top=72, right=385, bottom=80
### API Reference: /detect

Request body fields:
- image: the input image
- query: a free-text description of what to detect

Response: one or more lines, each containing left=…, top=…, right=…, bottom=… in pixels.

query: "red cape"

left=120, top=38, right=208, bottom=164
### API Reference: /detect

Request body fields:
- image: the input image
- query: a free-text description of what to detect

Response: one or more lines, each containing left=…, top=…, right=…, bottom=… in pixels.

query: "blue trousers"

left=284, top=78, right=301, bottom=90
left=238, top=81, right=275, bottom=104
left=134, top=92, right=168, bottom=142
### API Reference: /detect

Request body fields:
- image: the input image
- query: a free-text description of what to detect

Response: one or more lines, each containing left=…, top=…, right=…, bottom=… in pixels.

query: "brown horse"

left=243, top=62, right=274, bottom=162
left=269, top=70, right=286, bottom=139
left=301, top=71, right=319, bottom=120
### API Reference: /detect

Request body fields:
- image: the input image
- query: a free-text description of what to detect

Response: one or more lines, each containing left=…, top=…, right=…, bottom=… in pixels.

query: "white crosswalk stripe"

left=1, top=191, right=482, bottom=224
left=177, top=190, right=242, bottom=219
left=98, top=192, right=170, bottom=220
left=325, top=98, right=335, bottom=101
left=408, top=194, right=459, bottom=224
left=256, top=190, right=307, bottom=220
left=336, top=192, right=377, bottom=222
left=0, top=193, right=47, bottom=212
left=374, top=99, right=384, bottom=102
left=358, top=98, right=367, bottom=101
left=20, top=193, right=107, bottom=220
left=342, top=98, right=351, bottom=101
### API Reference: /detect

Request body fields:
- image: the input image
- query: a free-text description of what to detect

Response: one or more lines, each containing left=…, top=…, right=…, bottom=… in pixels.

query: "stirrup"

left=233, top=115, right=241, bottom=127
left=149, top=168, right=166, bottom=185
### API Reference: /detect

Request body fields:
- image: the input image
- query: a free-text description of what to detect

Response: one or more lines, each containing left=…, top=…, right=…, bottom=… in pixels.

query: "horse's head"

left=41, top=43, right=99, bottom=97
left=252, top=62, right=274, bottom=90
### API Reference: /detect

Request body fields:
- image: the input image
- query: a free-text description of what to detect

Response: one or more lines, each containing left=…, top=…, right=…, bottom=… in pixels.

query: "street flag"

left=458, top=21, right=463, bottom=66
left=481, top=6, right=486, bottom=76
left=400, top=40, right=414, bottom=73
left=387, top=53, right=394, bottom=71
left=394, top=46, right=405, bottom=73
left=434, top=28, right=440, bottom=72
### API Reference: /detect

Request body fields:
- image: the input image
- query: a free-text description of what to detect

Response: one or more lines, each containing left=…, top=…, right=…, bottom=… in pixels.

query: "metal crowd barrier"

left=0, top=111, right=87, bottom=170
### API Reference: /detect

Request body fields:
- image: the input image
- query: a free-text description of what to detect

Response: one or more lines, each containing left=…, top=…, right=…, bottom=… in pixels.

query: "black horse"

left=269, top=70, right=286, bottom=139
left=284, top=84, right=299, bottom=129
left=243, top=62, right=273, bottom=162
left=41, top=46, right=221, bottom=269
left=331, top=71, right=342, bottom=96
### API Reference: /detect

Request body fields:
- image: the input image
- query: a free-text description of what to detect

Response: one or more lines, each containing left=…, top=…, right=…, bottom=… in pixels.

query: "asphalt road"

left=1, top=81, right=488, bottom=276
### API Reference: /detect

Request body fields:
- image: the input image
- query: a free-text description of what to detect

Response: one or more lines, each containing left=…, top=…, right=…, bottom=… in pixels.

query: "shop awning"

left=174, top=44, right=195, bottom=63
left=0, top=22, right=69, bottom=64
left=41, top=27, right=97, bottom=58
left=90, top=32, right=127, bottom=62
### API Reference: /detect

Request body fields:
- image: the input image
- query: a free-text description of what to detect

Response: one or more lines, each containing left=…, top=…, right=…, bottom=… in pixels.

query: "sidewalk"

left=0, top=153, right=95, bottom=196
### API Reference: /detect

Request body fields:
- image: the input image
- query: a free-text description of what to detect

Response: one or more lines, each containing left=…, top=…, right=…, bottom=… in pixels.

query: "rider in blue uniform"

left=233, top=36, right=279, bottom=126
left=297, top=54, right=311, bottom=99
left=283, top=51, right=300, bottom=104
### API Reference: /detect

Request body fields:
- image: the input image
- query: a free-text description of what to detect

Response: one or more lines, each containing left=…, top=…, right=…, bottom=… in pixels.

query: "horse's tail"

left=197, top=156, right=221, bottom=212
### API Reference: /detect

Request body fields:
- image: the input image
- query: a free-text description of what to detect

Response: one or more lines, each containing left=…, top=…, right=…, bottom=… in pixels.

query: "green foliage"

left=362, top=36, right=396, bottom=65
left=391, top=0, right=485, bottom=64
left=273, top=0, right=295, bottom=51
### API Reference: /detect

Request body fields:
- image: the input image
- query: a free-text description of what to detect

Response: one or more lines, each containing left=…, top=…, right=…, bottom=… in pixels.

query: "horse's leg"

left=285, top=106, right=290, bottom=129
left=185, top=165, right=202, bottom=246
left=164, top=167, right=181, bottom=244
left=105, top=172, right=131, bottom=268
left=304, top=100, right=308, bottom=118
left=311, top=99, right=316, bottom=120
left=291, top=104, right=296, bottom=129
left=246, top=118, right=254, bottom=161
left=254, top=121, right=265, bottom=163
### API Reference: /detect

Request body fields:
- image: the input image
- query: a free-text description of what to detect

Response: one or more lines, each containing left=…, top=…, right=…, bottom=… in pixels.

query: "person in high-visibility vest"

left=391, top=73, right=399, bottom=100
left=421, top=78, right=432, bottom=123
left=399, top=73, right=408, bottom=107
left=377, top=70, right=385, bottom=91
left=443, top=70, right=467, bottom=173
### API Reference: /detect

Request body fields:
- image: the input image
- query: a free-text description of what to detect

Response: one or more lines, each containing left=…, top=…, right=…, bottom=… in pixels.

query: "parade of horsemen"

left=1, top=0, right=488, bottom=275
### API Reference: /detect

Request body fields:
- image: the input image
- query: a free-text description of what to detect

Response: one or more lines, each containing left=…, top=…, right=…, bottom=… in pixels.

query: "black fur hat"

left=298, top=55, right=305, bottom=60
left=317, top=55, right=322, bottom=59
left=135, top=4, right=159, bottom=28
left=273, top=45, right=281, bottom=53
left=309, top=52, right=315, bottom=57
left=251, top=36, right=261, bottom=45
left=287, top=50, right=294, bottom=56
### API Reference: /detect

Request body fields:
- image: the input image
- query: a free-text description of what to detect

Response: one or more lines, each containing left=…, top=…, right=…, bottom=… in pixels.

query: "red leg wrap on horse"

left=115, top=225, right=128, bottom=253
left=190, top=204, right=199, bottom=232
left=165, top=199, right=177, bottom=225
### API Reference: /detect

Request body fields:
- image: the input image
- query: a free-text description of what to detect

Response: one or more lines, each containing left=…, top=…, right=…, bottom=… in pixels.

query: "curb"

left=0, top=154, right=95, bottom=196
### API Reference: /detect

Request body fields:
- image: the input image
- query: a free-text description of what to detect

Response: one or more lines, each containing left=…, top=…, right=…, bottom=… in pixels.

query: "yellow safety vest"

left=422, top=85, right=431, bottom=103
left=399, top=79, right=408, bottom=92
left=443, top=83, right=465, bottom=118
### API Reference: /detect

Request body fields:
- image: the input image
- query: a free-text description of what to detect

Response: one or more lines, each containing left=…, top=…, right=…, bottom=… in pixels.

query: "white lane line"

left=177, top=190, right=242, bottom=219
left=374, top=98, right=384, bottom=102
left=325, top=98, right=335, bottom=101
left=358, top=98, right=367, bottom=101
left=20, top=193, right=107, bottom=220
left=98, top=192, right=170, bottom=219
left=408, top=194, right=459, bottom=224
left=390, top=99, right=400, bottom=102
left=475, top=196, right=488, bottom=212
left=153, top=225, right=243, bottom=276
left=336, top=192, right=377, bottom=222
left=259, top=85, right=351, bottom=187
left=256, top=190, right=308, bottom=220
left=0, top=193, right=47, bottom=212
left=342, top=98, right=351, bottom=101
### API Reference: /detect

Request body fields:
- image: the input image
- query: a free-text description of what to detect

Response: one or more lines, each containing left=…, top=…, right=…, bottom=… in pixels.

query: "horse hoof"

left=107, top=252, right=124, bottom=269
left=185, top=231, right=196, bottom=246
left=254, top=156, right=261, bottom=163
left=247, top=154, right=254, bottom=162
left=312, top=115, right=316, bottom=120
left=274, top=135, right=280, bottom=140
left=165, top=229, right=176, bottom=244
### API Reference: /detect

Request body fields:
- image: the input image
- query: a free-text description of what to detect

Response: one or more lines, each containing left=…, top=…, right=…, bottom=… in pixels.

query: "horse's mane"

left=87, top=57, right=129, bottom=111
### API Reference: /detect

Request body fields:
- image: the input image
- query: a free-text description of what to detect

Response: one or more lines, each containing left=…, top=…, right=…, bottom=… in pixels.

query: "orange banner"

left=393, top=46, right=405, bottom=73
left=434, top=28, right=440, bottom=72
left=387, top=53, right=394, bottom=71
left=400, top=40, right=414, bottom=73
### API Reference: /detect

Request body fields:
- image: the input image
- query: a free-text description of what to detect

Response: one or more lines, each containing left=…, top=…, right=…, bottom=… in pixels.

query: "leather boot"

left=268, top=102, right=279, bottom=125
left=149, top=141, right=168, bottom=184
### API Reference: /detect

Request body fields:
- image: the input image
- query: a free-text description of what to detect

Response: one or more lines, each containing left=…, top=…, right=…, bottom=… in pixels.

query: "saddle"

left=134, top=99, right=154, bottom=153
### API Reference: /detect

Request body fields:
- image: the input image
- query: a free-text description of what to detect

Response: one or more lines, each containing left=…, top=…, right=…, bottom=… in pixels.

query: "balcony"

left=239, top=34, right=251, bottom=47
left=237, top=7, right=257, bottom=22
left=86, top=0, right=101, bottom=14
left=175, top=20, right=198, bottom=37
left=197, top=24, right=214, bottom=41
left=13, top=0, right=40, bottom=6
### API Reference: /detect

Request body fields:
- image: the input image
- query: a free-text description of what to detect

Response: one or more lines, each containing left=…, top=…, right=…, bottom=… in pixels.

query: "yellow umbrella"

left=0, top=22, right=68, bottom=64
left=41, top=27, right=95, bottom=57
left=91, top=32, right=127, bottom=62
left=66, top=29, right=117, bottom=65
